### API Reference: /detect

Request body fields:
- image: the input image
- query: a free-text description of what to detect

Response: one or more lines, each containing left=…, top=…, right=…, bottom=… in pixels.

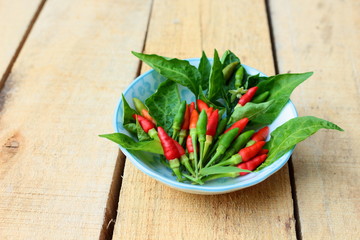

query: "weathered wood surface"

left=0, top=0, right=152, bottom=239
left=270, top=0, right=360, bottom=239
left=0, top=0, right=44, bottom=86
left=113, top=0, right=296, bottom=239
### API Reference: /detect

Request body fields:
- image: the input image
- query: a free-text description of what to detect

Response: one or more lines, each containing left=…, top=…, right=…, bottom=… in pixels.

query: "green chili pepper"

left=223, top=61, right=239, bottom=83
left=172, top=101, right=186, bottom=139
left=235, top=65, right=245, bottom=89
left=204, top=128, right=239, bottom=168
left=252, top=91, right=270, bottom=103
left=214, top=117, right=228, bottom=140
left=217, top=130, right=255, bottom=165
left=196, top=110, right=208, bottom=168
left=133, top=97, right=147, bottom=113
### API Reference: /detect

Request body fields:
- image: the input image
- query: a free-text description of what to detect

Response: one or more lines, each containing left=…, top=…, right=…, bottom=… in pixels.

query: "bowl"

left=113, top=58, right=297, bottom=195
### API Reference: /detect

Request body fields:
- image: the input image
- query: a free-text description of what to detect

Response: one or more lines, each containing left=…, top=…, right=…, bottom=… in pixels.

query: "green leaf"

left=228, top=100, right=274, bottom=125
left=99, top=133, right=164, bottom=154
left=122, top=94, right=137, bottom=125
left=221, top=50, right=241, bottom=67
left=207, top=50, right=225, bottom=101
left=198, top=51, right=211, bottom=91
left=136, top=118, right=150, bottom=141
left=257, top=116, right=344, bottom=171
left=124, top=123, right=137, bottom=135
left=200, top=166, right=251, bottom=175
left=244, top=73, right=267, bottom=89
left=132, top=51, right=201, bottom=96
left=145, top=79, right=180, bottom=133
left=250, top=72, right=313, bottom=126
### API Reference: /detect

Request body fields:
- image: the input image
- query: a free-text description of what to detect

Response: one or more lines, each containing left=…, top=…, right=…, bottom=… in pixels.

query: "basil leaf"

left=198, top=51, right=211, bottom=91
left=132, top=51, right=201, bottom=96
left=228, top=100, right=274, bottom=125
left=136, top=118, right=150, bottom=141
left=124, top=123, right=137, bottom=135
left=207, top=50, right=225, bottom=101
left=244, top=73, right=267, bottom=89
left=122, top=94, right=137, bottom=125
left=145, top=79, right=180, bottom=133
left=200, top=166, right=251, bottom=175
left=221, top=50, right=241, bottom=67
left=99, top=133, right=164, bottom=154
left=257, top=116, right=344, bottom=171
left=250, top=72, right=313, bottom=126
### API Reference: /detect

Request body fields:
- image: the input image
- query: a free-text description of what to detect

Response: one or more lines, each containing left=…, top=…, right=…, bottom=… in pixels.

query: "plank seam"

left=0, top=0, right=47, bottom=91
left=102, top=1, right=155, bottom=239
left=265, top=1, right=302, bottom=239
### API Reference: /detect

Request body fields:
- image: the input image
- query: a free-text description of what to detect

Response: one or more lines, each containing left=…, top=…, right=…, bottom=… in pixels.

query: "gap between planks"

left=265, top=0, right=302, bottom=239
left=0, top=0, right=47, bottom=91
left=99, top=0, right=155, bottom=239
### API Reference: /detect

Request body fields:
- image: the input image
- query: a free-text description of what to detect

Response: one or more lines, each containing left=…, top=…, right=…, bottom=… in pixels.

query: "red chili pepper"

left=256, top=148, right=269, bottom=156
left=186, top=135, right=194, bottom=153
left=224, top=118, right=249, bottom=135
left=178, top=105, right=190, bottom=145
left=188, top=102, right=195, bottom=115
left=172, top=139, right=195, bottom=175
left=157, top=127, right=180, bottom=160
left=206, top=109, right=219, bottom=137
left=238, top=86, right=258, bottom=106
left=239, top=141, right=266, bottom=162
left=132, top=114, right=155, bottom=133
left=189, top=110, right=199, bottom=129
left=141, top=109, right=156, bottom=125
left=237, top=154, right=268, bottom=176
left=206, top=107, right=213, bottom=118
left=197, top=99, right=209, bottom=112
left=251, top=126, right=270, bottom=142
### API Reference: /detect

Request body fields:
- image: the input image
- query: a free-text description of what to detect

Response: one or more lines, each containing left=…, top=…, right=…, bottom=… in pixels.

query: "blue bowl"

left=114, top=58, right=297, bottom=194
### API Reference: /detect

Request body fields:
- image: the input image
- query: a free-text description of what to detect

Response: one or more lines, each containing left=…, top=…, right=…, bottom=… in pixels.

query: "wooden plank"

left=0, top=0, right=44, bottom=87
left=0, top=0, right=152, bottom=239
left=113, top=0, right=296, bottom=239
left=270, top=0, right=360, bottom=239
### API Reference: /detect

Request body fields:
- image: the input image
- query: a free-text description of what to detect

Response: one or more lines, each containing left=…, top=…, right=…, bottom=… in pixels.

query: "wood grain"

left=0, top=0, right=152, bottom=239
left=0, top=0, right=44, bottom=86
left=113, top=0, right=296, bottom=239
left=270, top=0, right=360, bottom=239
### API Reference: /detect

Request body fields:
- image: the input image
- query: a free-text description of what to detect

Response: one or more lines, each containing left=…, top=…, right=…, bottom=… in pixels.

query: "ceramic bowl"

left=113, top=58, right=297, bottom=194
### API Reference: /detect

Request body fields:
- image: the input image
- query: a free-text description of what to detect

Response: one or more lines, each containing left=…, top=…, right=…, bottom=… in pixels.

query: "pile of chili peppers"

left=131, top=82, right=270, bottom=184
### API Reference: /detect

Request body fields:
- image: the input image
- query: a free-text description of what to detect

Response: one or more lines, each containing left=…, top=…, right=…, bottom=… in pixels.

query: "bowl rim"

left=113, top=58, right=298, bottom=193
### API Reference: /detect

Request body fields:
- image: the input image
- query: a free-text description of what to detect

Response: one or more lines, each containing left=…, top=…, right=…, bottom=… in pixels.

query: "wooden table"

left=1, top=0, right=358, bottom=239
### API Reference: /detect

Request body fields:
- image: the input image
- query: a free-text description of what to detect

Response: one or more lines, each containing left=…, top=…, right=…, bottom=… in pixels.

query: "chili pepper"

left=204, top=128, right=239, bottom=168
left=197, top=99, right=209, bottom=112
left=214, top=117, right=228, bottom=140
left=172, top=101, right=186, bottom=140
left=218, top=130, right=255, bottom=165
left=186, top=135, right=195, bottom=164
left=157, top=127, right=182, bottom=180
left=178, top=104, right=190, bottom=145
left=133, top=97, right=156, bottom=124
left=237, top=154, right=268, bottom=176
left=223, top=61, right=239, bottom=83
left=196, top=110, right=208, bottom=167
left=234, top=65, right=245, bottom=89
left=252, top=91, right=270, bottom=103
left=132, top=114, right=159, bottom=140
left=189, top=110, right=199, bottom=175
left=172, top=139, right=195, bottom=175
left=206, top=107, right=213, bottom=118
left=224, top=117, right=249, bottom=136
left=256, top=148, right=269, bottom=156
left=237, top=86, right=258, bottom=107
left=202, top=109, right=219, bottom=164
left=202, top=154, right=268, bottom=182
left=246, top=126, right=270, bottom=147
left=220, top=141, right=266, bottom=166
left=188, top=102, right=195, bottom=115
